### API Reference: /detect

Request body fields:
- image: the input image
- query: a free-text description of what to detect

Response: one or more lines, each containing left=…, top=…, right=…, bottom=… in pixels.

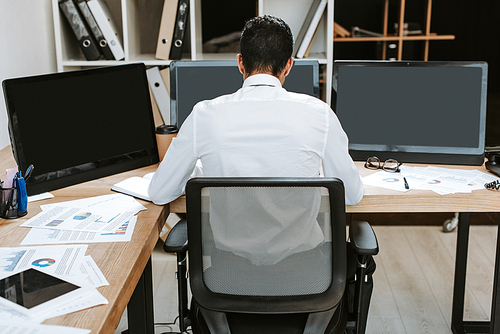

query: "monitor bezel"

left=2, top=63, right=159, bottom=195
left=332, top=60, right=488, bottom=165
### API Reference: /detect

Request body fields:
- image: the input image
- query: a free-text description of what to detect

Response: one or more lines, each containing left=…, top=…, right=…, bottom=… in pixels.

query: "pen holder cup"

left=0, top=186, right=28, bottom=219
left=156, top=125, right=178, bottom=161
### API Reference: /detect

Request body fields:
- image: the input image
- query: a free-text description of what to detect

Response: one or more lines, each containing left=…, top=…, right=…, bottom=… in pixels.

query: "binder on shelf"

left=294, top=0, right=327, bottom=59
left=87, top=0, right=125, bottom=60
left=75, top=0, right=114, bottom=60
left=149, top=87, right=165, bottom=127
left=58, top=0, right=101, bottom=60
left=302, top=26, right=319, bottom=58
left=169, top=0, right=189, bottom=60
left=156, top=0, right=179, bottom=60
left=159, top=67, right=171, bottom=96
left=146, top=67, right=171, bottom=125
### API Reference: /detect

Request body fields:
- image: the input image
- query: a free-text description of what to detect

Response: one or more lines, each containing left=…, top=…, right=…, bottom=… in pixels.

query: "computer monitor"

left=332, top=60, right=488, bottom=165
left=3, top=63, right=159, bottom=195
left=169, top=59, right=320, bottom=128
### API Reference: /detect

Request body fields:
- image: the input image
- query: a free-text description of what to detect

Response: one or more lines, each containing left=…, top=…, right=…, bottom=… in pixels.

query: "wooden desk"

left=169, top=161, right=500, bottom=334
left=3, top=140, right=500, bottom=333
left=0, top=146, right=169, bottom=333
left=170, top=162, right=500, bottom=214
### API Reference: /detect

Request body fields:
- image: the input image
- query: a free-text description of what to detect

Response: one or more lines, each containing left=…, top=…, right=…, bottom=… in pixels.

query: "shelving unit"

left=334, top=0, right=454, bottom=61
left=51, top=0, right=335, bottom=103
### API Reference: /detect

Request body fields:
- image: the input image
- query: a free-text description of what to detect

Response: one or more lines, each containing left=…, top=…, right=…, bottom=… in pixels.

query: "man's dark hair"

left=240, top=15, right=294, bottom=76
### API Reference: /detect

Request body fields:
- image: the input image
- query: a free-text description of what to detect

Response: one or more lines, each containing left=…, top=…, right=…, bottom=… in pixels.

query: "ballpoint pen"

left=403, top=177, right=410, bottom=190
left=24, top=164, right=34, bottom=180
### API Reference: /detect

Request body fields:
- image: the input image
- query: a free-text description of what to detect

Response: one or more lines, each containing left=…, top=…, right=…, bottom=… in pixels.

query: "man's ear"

left=237, top=54, right=245, bottom=75
left=283, top=57, right=294, bottom=77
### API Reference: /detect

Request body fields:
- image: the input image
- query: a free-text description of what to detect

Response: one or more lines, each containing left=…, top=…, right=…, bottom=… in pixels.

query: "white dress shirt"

left=148, top=73, right=363, bottom=264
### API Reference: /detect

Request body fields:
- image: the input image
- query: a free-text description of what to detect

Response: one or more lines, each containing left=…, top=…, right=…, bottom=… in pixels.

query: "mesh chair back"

left=187, top=177, right=347, bottom=314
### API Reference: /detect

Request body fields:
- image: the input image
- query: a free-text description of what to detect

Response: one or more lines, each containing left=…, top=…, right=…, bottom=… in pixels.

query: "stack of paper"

left=21, top=194, right=145, bottom=245
left=0, top=245, right=108, bottom=324
left=0, top=193, right=147, bottom=327
left=363, top=166, right=499, bottom=195
left=0, top=320, right=91, bottom=334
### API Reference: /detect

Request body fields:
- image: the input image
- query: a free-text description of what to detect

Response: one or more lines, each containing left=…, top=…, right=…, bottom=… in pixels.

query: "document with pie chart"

left=0, top=244, right=87, bottom=279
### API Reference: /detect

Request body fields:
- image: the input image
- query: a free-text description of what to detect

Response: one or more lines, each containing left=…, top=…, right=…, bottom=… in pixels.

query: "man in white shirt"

left=148, top=15, right=374, bottom=331
left=148, top=23, right=363, bottom=206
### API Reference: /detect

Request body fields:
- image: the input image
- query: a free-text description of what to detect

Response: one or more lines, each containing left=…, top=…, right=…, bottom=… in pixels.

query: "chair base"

left=190, top=296, right=348, bottom=334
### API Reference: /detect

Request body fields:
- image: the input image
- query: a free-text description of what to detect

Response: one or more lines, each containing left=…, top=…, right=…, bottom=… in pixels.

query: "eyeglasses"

left=364, top=156, right=402, bottom=173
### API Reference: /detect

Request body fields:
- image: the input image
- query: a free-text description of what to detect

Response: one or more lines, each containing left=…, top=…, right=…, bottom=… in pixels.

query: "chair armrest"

left=349, top=221, right=379, bottom=256
left=163, top=219, right=188, bottom=253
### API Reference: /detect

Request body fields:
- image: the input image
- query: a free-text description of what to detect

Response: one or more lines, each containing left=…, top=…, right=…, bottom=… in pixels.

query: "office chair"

left=164, top=177, right=378, bottom=334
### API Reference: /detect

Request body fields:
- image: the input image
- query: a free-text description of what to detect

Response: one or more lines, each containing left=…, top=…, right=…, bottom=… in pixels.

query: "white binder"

left=87, top=0, right=125, bottom=60
left=146, top=67, right=171, bottom=125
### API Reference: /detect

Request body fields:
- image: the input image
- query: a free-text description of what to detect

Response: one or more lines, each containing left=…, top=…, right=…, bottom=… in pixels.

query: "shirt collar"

left=242, top=74, right=282, bottom=89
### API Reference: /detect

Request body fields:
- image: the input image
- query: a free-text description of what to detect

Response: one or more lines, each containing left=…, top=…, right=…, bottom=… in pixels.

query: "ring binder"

left=87, top=0, right=125, bottom=61
left=155, top=0, right=179, bottom=60
left=169, top=0, right=189, bottom=60
left=294, top=0, right=328, bottom=59
left=75, top=0, right=114, bottom=60
left=58, top=0, right=101, bottom=60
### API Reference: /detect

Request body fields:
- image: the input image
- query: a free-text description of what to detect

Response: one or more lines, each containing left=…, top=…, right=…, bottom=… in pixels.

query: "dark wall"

left=431, top=1, right=500, bottom=145
left=430, top=1, right=500, bottom=88
left=334, top=0, right=500, bottom=145
left=201, top=0, right=256, bottom=42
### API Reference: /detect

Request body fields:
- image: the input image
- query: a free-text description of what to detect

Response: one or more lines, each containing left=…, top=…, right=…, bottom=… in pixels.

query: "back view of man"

left=148, top=15, right=363, bottom=205
left=148, top=14, right=374, bottom=331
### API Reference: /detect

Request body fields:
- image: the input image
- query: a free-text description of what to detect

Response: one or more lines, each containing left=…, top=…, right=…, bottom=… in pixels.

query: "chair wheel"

left=442, top=212, right=459, bottom=233
left=443, top=219, right=454, bottom=233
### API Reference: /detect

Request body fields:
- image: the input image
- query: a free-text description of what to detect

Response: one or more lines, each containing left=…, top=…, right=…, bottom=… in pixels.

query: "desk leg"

left=451, top=212, right=470, bottom=334
left=451, top=213, right=491, bottom=334
left=126, top=257, right=154, bottom=334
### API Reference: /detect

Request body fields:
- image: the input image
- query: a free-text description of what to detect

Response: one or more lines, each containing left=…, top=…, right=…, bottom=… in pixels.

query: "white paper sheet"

left=79, top=255, right=109, bottom=288
left=0, top=304, right=45, bottom=324
left=0, top=320, right=91, bottom=333
left=0, top=245, right=87, bottom=279
left=20, top=206, right=135, bottom=233
left=21, top=216, right=137, bottom=245
left=364, top=166, right=499, bottom=195
left=405, top=166, right=498, bottom=195
left=362, top=172, right=409, bottom=192
left=40, top=193, right=146, bottom=214
left=0, top=287, right=108, bottom=324
left=28, top=192, right=54, bottom=203
left=45, top=287, right=108, bottom=320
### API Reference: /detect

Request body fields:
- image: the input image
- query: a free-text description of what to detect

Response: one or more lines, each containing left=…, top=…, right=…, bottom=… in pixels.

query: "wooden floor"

left=114, top=224, right=497, bottom=334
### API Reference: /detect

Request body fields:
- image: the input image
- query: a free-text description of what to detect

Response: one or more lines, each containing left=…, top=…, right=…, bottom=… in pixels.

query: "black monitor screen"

left=169, top=59, right=320, bottom=128
left=3, top=63, right=159, bottom=195
left=332, top=60, right=488, bottom=165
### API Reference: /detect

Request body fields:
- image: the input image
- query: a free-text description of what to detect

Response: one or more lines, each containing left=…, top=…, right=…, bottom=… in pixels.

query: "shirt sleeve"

left=147, top=113, right=199, bottom=205
left=322, top=109, right=364, bottom=206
